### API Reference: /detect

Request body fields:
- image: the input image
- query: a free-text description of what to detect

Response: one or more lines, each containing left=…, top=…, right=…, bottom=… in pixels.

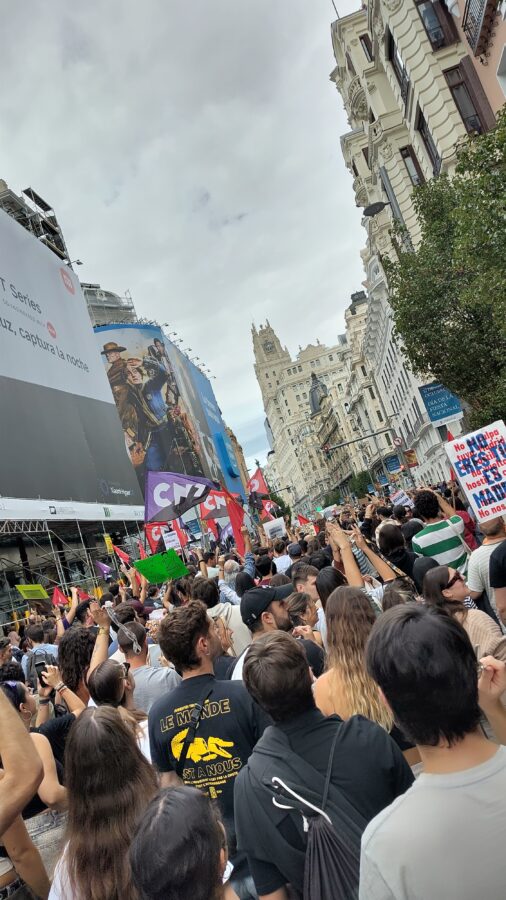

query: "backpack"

left=246, top=725, right=367, bottom=900
left=26, top=648, right=58, bottom=691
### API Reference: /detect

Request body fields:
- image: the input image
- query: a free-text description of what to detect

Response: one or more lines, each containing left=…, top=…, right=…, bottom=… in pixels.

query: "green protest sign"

left=15, top=584, right=49, bottom=600
left=133, top=550, right=189, bottom=584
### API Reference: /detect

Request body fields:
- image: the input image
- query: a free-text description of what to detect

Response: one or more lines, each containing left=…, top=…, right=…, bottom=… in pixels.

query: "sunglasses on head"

left=446, top=571, right=463, bottom=589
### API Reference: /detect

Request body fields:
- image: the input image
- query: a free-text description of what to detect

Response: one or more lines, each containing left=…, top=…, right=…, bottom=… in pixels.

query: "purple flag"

left=145, top=471, right=216, bottom=523
left=95, top=559, right=113, bottom=578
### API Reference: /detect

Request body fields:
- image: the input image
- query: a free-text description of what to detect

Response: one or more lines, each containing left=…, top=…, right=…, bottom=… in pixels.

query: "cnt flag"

left=246, top=468, right=270, bottom=498
left=145, top=471, right=215, bottom=523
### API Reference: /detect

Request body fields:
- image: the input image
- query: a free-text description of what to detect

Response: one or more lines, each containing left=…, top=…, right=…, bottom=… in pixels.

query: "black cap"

left=287, top=542, right=302, bottom=558
left=240, top=583, right=293, bottom=628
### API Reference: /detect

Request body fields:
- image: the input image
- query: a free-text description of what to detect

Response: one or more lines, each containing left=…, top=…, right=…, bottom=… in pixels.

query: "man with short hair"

left=412, top=489, right=469, bottom=575
left=234, top=631, right=413, bottom=900
left=21, top=624, right=59, bottom=685
left=291, top=563, right=319, bottom=603
left=192, top=577, right=251, bottom=656
left=466, top=515, right=506, bottom=622
left=272, top=539, right=291, bottom=575
left=148, top=600, right=268, bottom=896
left=230, top=583, right=293, bottom=681
left=360, top=604, right=506, bottom=899
left=118, top=620, right=180, bottom=713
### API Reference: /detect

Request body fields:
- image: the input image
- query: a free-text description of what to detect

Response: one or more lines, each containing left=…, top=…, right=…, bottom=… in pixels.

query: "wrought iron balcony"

left=463, top=0, right=499, bottom=56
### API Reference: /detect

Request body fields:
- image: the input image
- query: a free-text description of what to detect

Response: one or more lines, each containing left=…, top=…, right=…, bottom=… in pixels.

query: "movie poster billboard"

left=95, top=324, right=219, bottom=492
left=168, top=350, right=245, bottom=498
left=0, top=209, right=142, bottom=516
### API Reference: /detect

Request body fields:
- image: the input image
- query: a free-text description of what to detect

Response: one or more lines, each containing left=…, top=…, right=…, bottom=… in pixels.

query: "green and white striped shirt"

left=412, top=515, right=468, bottom=576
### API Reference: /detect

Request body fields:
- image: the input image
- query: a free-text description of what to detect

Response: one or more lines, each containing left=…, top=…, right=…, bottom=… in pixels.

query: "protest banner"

left=445, top=420, right=506, bottom=522
left=390, top=489, right=415, bottom=509
left=133, top=549, right=189, bottom=583
left=162, top=530, right=181, bottom=552
left=263, top=517, right=287, bottom=541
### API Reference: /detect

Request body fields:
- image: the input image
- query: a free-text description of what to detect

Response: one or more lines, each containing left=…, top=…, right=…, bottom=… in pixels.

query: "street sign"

left=393, top=436, right=403, bottom=448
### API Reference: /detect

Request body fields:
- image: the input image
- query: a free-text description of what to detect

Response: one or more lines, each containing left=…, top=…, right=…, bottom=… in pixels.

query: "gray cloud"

left=0, top=0, right=365, bottom=471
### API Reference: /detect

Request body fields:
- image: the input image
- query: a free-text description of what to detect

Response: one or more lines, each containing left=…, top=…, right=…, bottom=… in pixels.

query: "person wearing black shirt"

left=148, top=601, right=269, bottom=897
left=490, top=539, right=506, bottom=626
left=235, top=631, right=414, bottom=900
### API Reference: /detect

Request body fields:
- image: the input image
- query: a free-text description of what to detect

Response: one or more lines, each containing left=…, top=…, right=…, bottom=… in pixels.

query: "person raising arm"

left=0, top=689, right=43, bottom=834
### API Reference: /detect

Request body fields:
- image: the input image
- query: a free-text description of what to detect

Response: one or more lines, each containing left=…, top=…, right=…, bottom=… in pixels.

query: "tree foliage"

left=269, top=492, right=291, bottom=520
left=383, top=106, right=506, bottom=429
left=349, top=470, right=371, bottom=498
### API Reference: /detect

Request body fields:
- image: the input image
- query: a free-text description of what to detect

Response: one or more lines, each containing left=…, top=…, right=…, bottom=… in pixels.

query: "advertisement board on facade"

left=95, top=324, right=216, bottom=492
left=0, top=209, right=142, bottom=517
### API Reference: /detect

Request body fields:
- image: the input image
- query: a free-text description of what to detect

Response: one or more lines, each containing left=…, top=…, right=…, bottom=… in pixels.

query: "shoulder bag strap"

left=175, top=686, right=213, bottom=779
left=322, top=727, right=340, bottom=811
left=445, top=516, right=473, bottom=557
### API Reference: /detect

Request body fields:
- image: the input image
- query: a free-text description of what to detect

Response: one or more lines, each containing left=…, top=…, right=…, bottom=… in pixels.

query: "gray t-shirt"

left=360, top=746, right=506, bottom=899
left=132, top=665, right=181, bottom=713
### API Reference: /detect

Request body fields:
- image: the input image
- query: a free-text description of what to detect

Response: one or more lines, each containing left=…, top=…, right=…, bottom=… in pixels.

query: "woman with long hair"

left=130, top=787, right=238, bottom=900
left=376, top=524, right=418, bottom=580
left=423, top=566, right=506, bottom=661
left=50, top=707, right=157, bottom=900
left=87, top=659, right=151, bottom=760
left=314, top=586, right=394, bottom=731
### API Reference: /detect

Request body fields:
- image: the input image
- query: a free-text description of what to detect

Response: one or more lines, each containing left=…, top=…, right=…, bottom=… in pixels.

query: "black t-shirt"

left=298, top=638, right=324, bottom=678
left=235, top=709, right=414, bottom=896
left=148, top=673, right=269, bottom=846
left=214, top=655, right=237, bottom=679
left=490, top=540, right=506, bottom=590
left=31, top=713, right=76, bottom=768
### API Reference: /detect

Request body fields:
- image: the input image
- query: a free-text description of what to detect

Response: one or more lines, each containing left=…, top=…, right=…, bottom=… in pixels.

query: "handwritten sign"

left=445, top=420, right=506, bottom=522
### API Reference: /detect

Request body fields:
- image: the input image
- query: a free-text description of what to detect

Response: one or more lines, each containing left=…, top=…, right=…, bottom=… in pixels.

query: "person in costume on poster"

left=106, top=343, right=206, bottom=484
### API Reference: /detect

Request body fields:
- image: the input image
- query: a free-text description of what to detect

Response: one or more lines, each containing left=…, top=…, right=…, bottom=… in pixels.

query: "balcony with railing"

left=463, top=0, right=499, bottom=56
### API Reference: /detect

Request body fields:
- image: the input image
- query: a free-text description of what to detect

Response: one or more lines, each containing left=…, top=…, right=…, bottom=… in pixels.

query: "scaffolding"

left=0, top=181, right=71, bottom=263
left=0, top=519, right=145, bottom=629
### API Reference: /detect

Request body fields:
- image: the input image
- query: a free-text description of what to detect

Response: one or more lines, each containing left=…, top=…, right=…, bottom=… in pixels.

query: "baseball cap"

left=240, top=583, right=293, bottom=628
left=287, top=543, right=302, bottom=558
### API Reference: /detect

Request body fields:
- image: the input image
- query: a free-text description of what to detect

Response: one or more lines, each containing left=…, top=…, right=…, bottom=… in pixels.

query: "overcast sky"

left=1, top=0, right=365, bottom=472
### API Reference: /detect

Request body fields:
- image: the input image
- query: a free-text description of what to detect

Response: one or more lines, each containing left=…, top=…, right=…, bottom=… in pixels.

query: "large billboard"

left=0, top=209, right=143, bottom=518
left=181, top=357, right=245, bottom=497
left=95, top=324, right=218, bottom=491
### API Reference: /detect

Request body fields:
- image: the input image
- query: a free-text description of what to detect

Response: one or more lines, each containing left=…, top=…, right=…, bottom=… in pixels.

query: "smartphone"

left=34, top=660, right=47, bottom=686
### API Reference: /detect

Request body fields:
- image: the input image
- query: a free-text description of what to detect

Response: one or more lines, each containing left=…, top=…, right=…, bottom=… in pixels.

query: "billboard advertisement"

left=177, top=354, right=245, bottom=497
left=0, top=209, right=143, bottom=518
left=95, top=324, right=221, bottom=492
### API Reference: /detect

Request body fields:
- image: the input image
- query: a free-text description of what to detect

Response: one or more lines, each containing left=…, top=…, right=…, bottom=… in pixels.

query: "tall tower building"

left=252, top=321, right=351, bottom=513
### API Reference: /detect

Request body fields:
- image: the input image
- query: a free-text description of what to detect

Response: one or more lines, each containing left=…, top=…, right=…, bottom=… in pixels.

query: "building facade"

left=252, top=321, right=351, bottom=514
left=328, top=0, right=496, bottom=484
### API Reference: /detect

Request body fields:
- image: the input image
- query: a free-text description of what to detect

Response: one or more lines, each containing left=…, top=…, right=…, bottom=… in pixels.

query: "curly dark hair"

left=158, top=601, right=210, bottom=672
left=191, top=578, right=219, bottom=609
left=58, top=626, right=96, bottom=692
left=0, top=660, right=25, bottom=684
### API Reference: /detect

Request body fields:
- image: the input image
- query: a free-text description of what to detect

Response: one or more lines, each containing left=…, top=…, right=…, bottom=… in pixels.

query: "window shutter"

left=459, top=55, right=497, bottom=132
left=433, top=1, right=459, bottom=46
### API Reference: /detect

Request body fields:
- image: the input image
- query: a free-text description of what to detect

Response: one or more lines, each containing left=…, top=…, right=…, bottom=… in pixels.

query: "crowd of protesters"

left=1, top=482, right=506, bottom=899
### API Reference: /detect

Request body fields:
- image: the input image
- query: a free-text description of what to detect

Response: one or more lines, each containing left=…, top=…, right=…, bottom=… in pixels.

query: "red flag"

left=447, top=430, right=457, bottom=482
left=77, top=589, right=92, bottom=601
left=298, top=514, right=310, bottom=526
left=207, top=519, right=219, bottom=540
left=112, top=544, right=130, bottom=564
left=52, top=587, right=67, bottom=607
left=137, top=540, right=148, bottom=560
left=222, top=486, right=245, bottom=556
left=260, top=499, right=275, bottom=521
left=144, top=523, right=166, bottom=554
left=174, top=518, right=189, bottom=548
left=200, top=490, right=228, bottom=521
left=246, top=468, right=269, bottom=497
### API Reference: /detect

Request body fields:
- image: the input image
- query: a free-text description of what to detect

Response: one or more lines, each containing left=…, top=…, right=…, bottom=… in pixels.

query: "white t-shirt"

left=360, top=746, right=506, bottom=900
left=273, top=554, right=291, bottom=575
left=467, top=540, right=506, bottom=616
left=230, top=648, right=248, bottom=681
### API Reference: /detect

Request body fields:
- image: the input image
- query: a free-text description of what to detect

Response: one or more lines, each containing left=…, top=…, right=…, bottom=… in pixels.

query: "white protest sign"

left=263, top=517, right=287, bottom=540
left=445, top=420, right=506, bottom=522
left=390, top=489, right=415, bottom=509
left=162, top=529, right=181, bottom=551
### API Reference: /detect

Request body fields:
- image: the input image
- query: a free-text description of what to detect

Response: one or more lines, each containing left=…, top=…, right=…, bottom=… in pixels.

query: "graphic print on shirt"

left=161, top=698, right=242, bottom=800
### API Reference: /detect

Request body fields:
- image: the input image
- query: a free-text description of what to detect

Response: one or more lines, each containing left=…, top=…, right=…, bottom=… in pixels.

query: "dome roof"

left=309, top=372, right=328, bottom=416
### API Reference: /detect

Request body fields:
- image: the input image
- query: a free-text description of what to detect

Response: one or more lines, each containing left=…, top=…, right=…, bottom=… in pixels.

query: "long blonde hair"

left=326, top=587, right=393, bottom=732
